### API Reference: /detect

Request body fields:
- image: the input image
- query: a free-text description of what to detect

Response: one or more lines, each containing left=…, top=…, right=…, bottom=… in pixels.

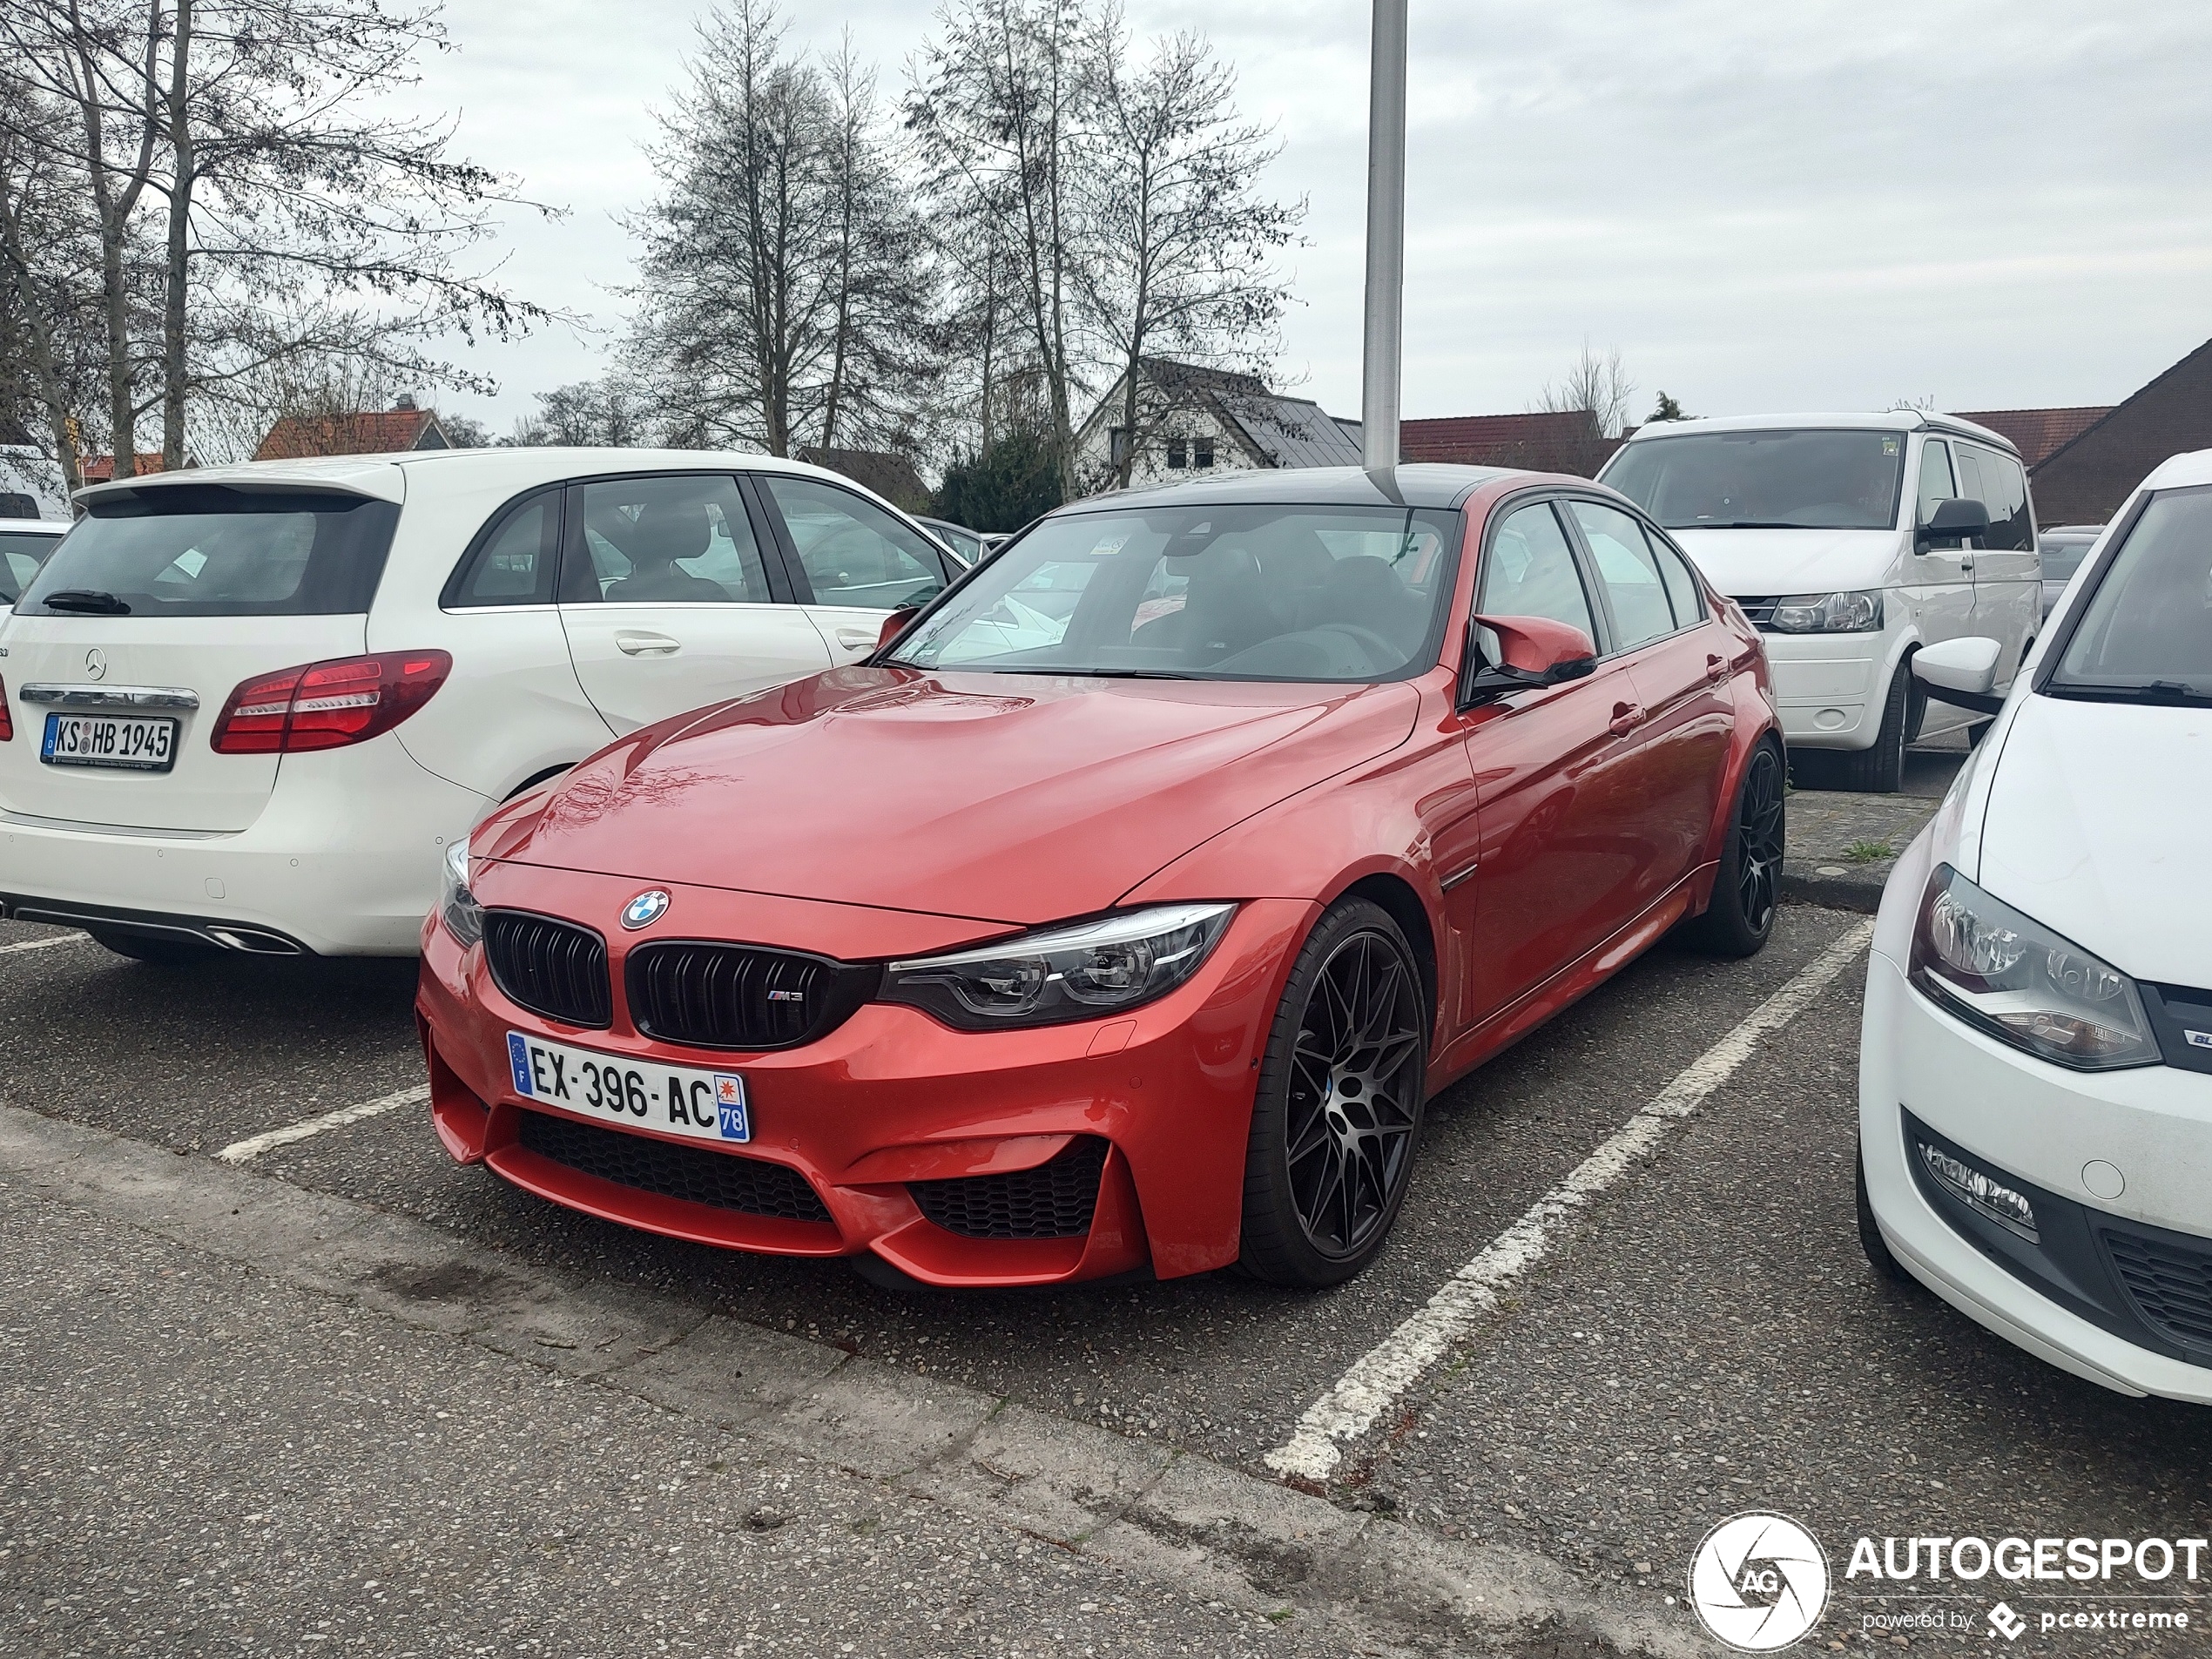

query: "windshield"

left=0, top=530, right=64, bottom=604
left=2049, top=489, right=2212, bottom=702
left=1603, top=428, right=1907, bottom=532
left=887, top=503, right=1460, bottom=682
left=17, top=487, right=399, bottom=617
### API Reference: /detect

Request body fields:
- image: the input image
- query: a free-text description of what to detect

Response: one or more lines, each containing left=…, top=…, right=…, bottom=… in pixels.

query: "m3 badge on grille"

left=621, top=889, right=671, bottom=930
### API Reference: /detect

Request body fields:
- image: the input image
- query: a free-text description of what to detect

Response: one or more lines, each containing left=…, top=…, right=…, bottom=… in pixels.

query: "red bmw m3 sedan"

left=417, top=465, right=1782, bottom=1289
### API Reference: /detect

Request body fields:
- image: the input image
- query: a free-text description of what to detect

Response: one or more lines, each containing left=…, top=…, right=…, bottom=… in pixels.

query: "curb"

left=1780, top=856, right=1892, bottom=914
left=0, top=1103, right=1710, bottom=1657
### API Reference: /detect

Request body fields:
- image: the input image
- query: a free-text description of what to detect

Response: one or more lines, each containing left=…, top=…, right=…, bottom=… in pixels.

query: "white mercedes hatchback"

left=0, top=448, right=956, bottom=958
left=1858, top=448, right=2212, bottom=1400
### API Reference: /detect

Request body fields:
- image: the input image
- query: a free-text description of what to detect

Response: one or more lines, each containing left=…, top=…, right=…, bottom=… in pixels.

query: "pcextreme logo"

left=1689, top=1512, right=1831, bottom=1651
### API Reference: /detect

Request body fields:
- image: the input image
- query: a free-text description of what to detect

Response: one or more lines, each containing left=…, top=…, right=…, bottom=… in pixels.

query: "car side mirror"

left=1465, top=613, right=1598, bottom=701
left=1912, top=636, right=2006, bottom=715
left=1918, top=496, right=1989, bottom=550
left=877, top=605, right=921, bottom=651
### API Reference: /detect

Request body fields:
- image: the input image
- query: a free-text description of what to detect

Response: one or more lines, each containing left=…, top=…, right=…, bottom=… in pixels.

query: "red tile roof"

left=1399, top=410, right=1622, bottom=477
left=254, top=408, right=447, bottom=461
left=79, top=453, right=177, bottom=483
left=1952, top=407, right=2112, bottom=468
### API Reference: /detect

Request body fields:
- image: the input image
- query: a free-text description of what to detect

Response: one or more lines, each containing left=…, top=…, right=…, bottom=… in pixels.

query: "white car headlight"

left=441, top=840, right=484, bottom=948
left=880, top=904, right=1235, bottom=1030
left=1769, top=590, right=1882, bottom=633
left=1909, top=865, right=2158, bottom=1069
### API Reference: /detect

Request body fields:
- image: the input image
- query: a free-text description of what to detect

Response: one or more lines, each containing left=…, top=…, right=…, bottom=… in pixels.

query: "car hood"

left=1976, top=692, right=2212, bottom=986
left=1669, top=528, right=1899, bottom=597
left=488, top=666, right=1420, bottom=927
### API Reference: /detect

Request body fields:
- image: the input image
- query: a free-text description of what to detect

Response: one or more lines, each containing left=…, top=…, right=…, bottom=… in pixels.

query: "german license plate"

left=40, top=711, right=179, bottom=772
left=505, top=1031, right=750, bottom=1143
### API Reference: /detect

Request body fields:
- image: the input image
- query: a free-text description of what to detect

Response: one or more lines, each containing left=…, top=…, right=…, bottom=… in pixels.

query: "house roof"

left=793, top=446, right=930, bottom=511
left=80, top=453, right=184, bottom=483
left=1083, top=360, right=1362, bottom=471
left=1950, top=406, right=2113, bottom=468
left=1401, top=411, right=1618, bottom=475
left=254, top=408, right=448, bottom=462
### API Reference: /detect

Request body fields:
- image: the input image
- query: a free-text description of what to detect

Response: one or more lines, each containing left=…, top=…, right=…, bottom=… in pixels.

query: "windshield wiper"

left=1064, top=667, right=1196, bottom=680
left=38, top=589, right=132, bottom=614
left=1666, top=520, right=1821, bottom=531
left=2048, top=678, right=2212, bottom=707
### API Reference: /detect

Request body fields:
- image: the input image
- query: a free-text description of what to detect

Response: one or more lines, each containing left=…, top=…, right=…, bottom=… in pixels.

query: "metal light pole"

left=1359, top=0, right=1409, bottom=473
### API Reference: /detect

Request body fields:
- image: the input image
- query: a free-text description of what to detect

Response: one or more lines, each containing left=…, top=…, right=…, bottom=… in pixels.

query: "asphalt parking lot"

left=4, top=761, right=2208, bottom=1656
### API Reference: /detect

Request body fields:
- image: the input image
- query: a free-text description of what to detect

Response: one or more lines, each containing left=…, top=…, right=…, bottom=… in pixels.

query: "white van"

left=1600, top=412, right=2041, bottom=790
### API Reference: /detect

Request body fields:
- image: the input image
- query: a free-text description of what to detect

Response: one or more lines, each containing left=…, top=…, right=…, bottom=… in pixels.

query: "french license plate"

left=41, top=711, right=179, bottom=772
left=505, top=1031, right=750, bottom=1143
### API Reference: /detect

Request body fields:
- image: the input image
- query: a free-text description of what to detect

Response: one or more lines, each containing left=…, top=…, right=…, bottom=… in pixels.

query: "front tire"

left=1827, top=663, right=1911, bottom=792
left=1857, top=1143, right=1913, bottom=1286
left=1239, top=899, right=1429, bottom=1288
left=1683, top=739, right=1784, bottom=957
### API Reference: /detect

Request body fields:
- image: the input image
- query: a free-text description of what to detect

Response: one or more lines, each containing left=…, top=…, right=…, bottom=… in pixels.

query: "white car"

left=1602, top=412, right=2042, bottom=791
left=0, top=518, right=71, bottom=607
left=0, top=448, right=958, bottom=959
left=1858, top=448, right=2212, bottom=1401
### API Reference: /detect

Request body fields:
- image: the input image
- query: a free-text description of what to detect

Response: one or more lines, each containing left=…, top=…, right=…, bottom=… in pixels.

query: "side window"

left=1645, top=528, right=1705, bottom=625
left=1568, top=499, right=1676, bottom=649
left=1961, top=445, right=2032, bottom=551
left=1478, top=501, right=1597, bottom=641
left=1916, top=440, right=1956, bottom=526
left=567, top=475, right=771, bottom=604
left=764, top=476, right=948, bottom=610
left=447, top=491, right=559, bottom=607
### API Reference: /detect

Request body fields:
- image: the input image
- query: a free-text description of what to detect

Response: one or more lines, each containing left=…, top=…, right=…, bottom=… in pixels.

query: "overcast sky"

left=405, top=0, right=2212, bottom=435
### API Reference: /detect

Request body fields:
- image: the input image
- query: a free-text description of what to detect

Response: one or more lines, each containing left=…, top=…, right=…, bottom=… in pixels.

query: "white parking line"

left=0, top=931, right=91, bottom=955
left=213, top=1084, right=432, bottom=1164
left=1264, top=918, right=1877, bottom=1484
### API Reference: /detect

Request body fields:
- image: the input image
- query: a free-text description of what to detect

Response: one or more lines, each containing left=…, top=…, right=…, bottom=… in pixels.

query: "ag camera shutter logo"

left=1689, top=1512, right=1831, bottom=1651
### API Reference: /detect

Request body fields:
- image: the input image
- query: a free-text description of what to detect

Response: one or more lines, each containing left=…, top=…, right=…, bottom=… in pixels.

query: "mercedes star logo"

left=84, top=648, right=106, bottom=681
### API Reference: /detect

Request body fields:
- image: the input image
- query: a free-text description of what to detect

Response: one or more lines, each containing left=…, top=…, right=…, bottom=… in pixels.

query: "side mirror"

left=876, top=605, right=922, bottom=651
left=1918, top=497, right=1989, bottom=550
left=1465, top=613, right=1598, bottom=699
left=1912, top=636, right=2006, bottom=714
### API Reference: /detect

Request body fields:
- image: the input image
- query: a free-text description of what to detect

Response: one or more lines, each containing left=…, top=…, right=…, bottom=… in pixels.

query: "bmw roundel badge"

left=621, top=889, right=671, bottom=930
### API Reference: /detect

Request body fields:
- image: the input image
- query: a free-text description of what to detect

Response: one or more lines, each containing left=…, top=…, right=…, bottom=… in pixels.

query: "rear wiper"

left=39, top=589, right=132, bottom=615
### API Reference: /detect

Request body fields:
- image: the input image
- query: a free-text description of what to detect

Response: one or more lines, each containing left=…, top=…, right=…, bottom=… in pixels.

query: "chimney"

left=394, top=393, right=417, bottom=412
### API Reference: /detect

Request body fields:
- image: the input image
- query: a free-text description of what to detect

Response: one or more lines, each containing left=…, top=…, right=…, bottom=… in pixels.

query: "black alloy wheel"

left=1241, top=899, right=1428, bottom=1286
left=1684, top=740, right=1784, bottom=957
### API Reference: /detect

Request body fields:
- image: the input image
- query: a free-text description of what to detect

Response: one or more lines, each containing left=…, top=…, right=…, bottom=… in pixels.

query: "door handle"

left=1608, top=701, right=1646, bottom=738
left=615, top=632, right=681, bottom=656
left=1960, top=556, right=1975, bottom=574
left=833, top=627, right=878, bottom=651
left=1706, top=652, right=1728, bottom=684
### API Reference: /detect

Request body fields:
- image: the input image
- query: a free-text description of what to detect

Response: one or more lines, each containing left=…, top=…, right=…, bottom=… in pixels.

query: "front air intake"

left=910, top=1138, right=1110, bottom=1240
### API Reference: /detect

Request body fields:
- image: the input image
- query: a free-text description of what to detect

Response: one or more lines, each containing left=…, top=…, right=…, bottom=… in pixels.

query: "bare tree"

left=508, top=378, right=645, bottom=448
left=0, top=0, right=563, bottom=477
left=626, top=0, right=931, bottom=458
left=908, top=0, right=1089, bottom=495
left=1535, top=339, right=1635, bottom=438
left=1075, top=17, right=1297, bottom=489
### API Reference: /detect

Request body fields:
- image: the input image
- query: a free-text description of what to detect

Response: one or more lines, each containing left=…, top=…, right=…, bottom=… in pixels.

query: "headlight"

left=1769, top=590, right=1882, bottom=632
left=880, top=903, right=1235, bottom=1030
left=1909, top=865, right=2157, bottom=1069
left=441, top=840, right=484, bottom=948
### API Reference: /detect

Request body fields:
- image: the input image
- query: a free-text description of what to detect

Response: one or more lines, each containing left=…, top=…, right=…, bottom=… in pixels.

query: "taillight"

left=211, top=651, right=451, bottom=754
left=0, top=676, right=11, bottom=742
